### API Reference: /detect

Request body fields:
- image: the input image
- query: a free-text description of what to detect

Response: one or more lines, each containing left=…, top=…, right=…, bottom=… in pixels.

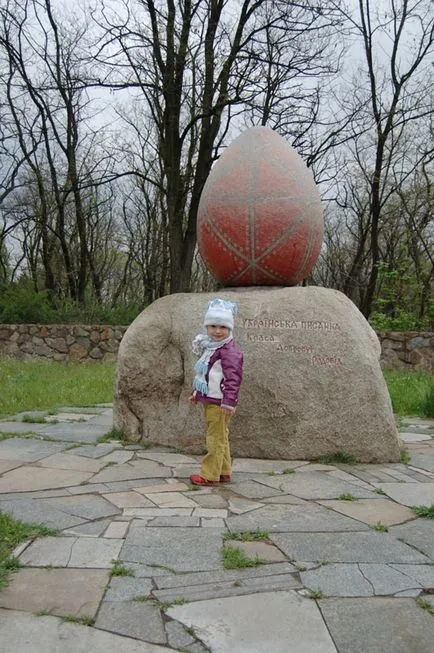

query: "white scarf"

left=192, top=333, right=233, bottom=395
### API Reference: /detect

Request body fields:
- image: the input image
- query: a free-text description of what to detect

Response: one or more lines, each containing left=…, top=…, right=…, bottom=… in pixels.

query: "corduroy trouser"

left=200, top=404, right=232, bottom=481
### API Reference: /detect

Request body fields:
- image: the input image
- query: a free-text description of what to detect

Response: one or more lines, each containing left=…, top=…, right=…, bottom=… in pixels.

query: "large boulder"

left=114, top=287, right=400, bottom=463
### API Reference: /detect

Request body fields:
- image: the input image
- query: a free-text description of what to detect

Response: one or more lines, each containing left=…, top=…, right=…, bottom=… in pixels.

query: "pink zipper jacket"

left=194, top=341, right=243, bottom=410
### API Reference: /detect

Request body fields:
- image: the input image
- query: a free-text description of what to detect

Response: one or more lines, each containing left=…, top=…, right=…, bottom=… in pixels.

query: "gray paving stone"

left=0, top=438, right=66, bottom=461
left=19, top=536, right=123, bottom=568
left=300, top=563, right=373, bottom=597
left=227, top=503, right=369, bottom=533
left=0, top=498, right=88, bottom=530
left=37, top=452, right=108, bottom=472
left=390, top=519, right=434, bottom=560
left=318, top=498, right=416, bottom=526
left=225, top=540, right=287, bottom=562
left=379, top=482, right=434, bottom=507
left=38, top=422, right=111, bottom=442
left=359, top=563, right=423, bottom=595
left=389, top=563, right=434, bottom=588
left=63, top=519, right=112, bottom=537
left=153, top=572, right=301, bottom=602
left=104, top=577, right=153, bottom=601
left=0, top=422, right=47, bottom=434
left=0, top=609, right=173, bottom=653
left=165, top=619, right=195, bottom=649
left=190, top=493, right=228, bottom=508
left=0, top=465, right=92, bottom=493
left=261, top=471, right=378, bottom=499
left=121, top=526, right=224, bottom=572
left=400, top=432, right=432, bottom=442
left=0, top=567, right=109, bottom=617
left=38, top=494, right=121, bottom=520
left=406, top=453, right=434, bottom=473
left=95, top=602, right=166, bottom=644
left=319, top=597, right=434, bottom=653
left=0, top=460, right=23, bottom=473
left=167, top=590, right=338, bottom=653
left=69, top=443, right=118, bottom=458
left=146, top=516, right=201, bottom=527
left=91, top=461, right=170, bottom=483
left=269, top=532, right=430, bottom=563
left=154, top=561, right=297, bottom=589
left=229, top=480, right=285, bottom=499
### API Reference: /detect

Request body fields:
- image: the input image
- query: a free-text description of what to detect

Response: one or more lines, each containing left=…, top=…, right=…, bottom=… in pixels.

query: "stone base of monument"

left=114, top=288, right=401, bottom=463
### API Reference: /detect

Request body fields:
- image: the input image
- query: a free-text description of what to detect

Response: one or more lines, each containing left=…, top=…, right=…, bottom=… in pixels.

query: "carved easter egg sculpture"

left=197, top=126, right=323, bottom=286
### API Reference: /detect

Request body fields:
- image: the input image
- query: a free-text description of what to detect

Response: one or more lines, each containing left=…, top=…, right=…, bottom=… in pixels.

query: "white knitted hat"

left=204, top=298, right=237, bottom=331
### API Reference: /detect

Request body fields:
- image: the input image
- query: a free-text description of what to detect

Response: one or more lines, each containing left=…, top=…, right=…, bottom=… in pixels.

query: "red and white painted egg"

left=197, top=126, right=323, bottom=286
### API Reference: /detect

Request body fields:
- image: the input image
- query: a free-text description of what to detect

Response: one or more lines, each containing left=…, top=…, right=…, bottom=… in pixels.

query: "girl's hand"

left=188, top=394, right=197, bottom=405
left=220, top=406, right=233, bottom=415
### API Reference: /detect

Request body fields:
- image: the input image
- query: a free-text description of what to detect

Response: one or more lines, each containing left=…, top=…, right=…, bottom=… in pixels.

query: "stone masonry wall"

left=0, top=324, right=432, bottom=371
left=0, top=324, right=127, bottom=363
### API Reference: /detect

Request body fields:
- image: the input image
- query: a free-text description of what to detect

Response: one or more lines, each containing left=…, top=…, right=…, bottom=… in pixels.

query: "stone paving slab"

left=103, top=576, right=153, bottom=601
left=224, top=540, right=288, bottom=562
left=153, top=573, right=301, bottom=603
left=318, top=597, right=434, bottom=653
left=0, top=610, right=173, bottom=653
left=406, top=453, right=434, bottom=473
left=19, top=536, right=123, bottom=567
left=37, top=422, right=111, bottom=442
left=269, top=532, right=430, bottom=564
left=37, top=494, right=121, bottom=521
left=102, top=491, right=156, bottom=508
left=122, top=525, right=225, bottom=572
left=0, top=460, right=23, bottom=473
left=0, top=568, right=109, bottom=617
left=390, top=519, right=434, bottom=560
left=91, top=461, right=170, bottom=483
left=400, top=431, right=433, bottom=442
left=0, top=465, right=92, bottom=493
left=0, top=497, right=91, bottom=530
left=260, top=471, right=379, bottom=499
left=167, top=590, right=338, bottom=653
left=0, top=422, right=48, bottom=434
left=227, top=502, right=369, bottom=533
left=317, top=498, right=416, bottom=526
left=0, top=438, right=66, bottom=461
left=377, top=482, right=434, bottom=507
left=231, top=459, right=309, bottom=473
left=37, top=452, right=108, bottom=472
left=95, top=602, right=167, bottom=644
left=69, top=443, right=118, bottom=458
left=154, top=561, right=297, bottom=589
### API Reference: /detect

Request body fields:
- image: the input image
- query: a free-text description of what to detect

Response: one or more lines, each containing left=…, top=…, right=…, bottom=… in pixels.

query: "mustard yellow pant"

left=200, top=404, right=232, bottom=481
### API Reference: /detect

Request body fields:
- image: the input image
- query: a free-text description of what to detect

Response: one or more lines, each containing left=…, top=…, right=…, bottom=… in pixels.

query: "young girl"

left=188, top=298, right=244, bottom=486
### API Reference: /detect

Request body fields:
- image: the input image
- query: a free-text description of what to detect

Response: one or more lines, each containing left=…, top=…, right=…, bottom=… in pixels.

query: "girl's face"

left=207, top=324, right=230, bottom=342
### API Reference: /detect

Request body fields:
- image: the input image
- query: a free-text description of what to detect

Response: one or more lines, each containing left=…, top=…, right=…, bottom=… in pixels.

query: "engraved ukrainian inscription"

left=242, top=317, right=343, bottom=366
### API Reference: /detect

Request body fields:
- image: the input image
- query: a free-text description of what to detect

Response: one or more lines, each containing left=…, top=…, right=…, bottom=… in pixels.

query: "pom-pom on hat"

left=204, top=298, right=238, bottom=331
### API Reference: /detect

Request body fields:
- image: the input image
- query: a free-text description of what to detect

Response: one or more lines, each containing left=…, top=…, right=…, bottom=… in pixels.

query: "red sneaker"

left=190, top=475, right=220, bottom=486
left=220, top=475, right=232, bottom=483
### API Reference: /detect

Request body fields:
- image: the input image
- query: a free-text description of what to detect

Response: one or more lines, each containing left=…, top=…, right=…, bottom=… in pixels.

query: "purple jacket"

left=195, top=341, right=243, bottom=409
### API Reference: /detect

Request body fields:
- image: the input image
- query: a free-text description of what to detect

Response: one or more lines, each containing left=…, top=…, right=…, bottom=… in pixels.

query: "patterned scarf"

left=192, top=333, right=233, bottom=395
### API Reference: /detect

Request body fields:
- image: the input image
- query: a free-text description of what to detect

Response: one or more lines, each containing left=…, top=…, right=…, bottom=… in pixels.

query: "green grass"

left=97, top=428, right=126, bottom=444
left=315, top=450, right=358, bottom=465
left=223, top=530, right=269, bottom=542
left=411, top=505, right=434, bottom=519
left=110, top=561, right=134, bottom=577
left=337, top=493, right=358, bottom=501
left=0, top=512, right=58, bottom=589
left=222, top=546, right=266, bottom=569
left=383, top=370, right=434, bottom=418
left=0, top=359, right=115, bottom=418
left=369, top=521, right=389, bottom=532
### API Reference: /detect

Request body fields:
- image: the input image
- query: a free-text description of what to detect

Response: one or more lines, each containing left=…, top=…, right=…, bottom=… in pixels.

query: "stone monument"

left=114, top=127, right=400, bottom=462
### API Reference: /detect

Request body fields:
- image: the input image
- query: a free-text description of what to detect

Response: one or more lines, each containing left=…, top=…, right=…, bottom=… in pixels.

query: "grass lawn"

left=0, top=359, right=116, bottom=419
left=0, top=359, right=432, bottom=420
left=383, top=369, right=433, bottom=417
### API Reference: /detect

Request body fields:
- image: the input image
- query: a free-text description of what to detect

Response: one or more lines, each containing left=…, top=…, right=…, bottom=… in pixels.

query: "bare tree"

left=330, top=0, right=434, bottom=317
left=93, top=0, right=344, bottom=293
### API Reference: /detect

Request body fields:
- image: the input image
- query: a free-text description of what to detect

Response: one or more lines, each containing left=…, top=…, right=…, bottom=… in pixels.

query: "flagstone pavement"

left=0, top=406, right=434, bottom=652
